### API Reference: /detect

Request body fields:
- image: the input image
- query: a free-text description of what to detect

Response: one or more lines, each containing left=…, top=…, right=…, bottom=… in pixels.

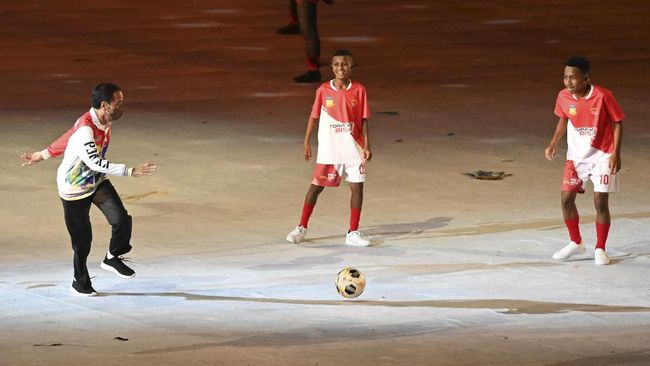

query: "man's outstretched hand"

left=21, top=151, right=44, bottom=166
left=132, top=162, right=157, bottom=177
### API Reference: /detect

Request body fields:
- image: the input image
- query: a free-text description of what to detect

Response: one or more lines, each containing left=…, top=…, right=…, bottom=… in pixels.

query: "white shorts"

left=312, top=163, right=366, bottom=187
left=562, top=160, right=618, bottom=193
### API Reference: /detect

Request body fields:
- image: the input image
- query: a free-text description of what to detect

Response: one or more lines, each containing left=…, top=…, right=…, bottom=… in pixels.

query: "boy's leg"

left=561, top=190, right=582, bottom=244
left=92, top=180, right=132, bottom=257
left=62, top=197, right=94, bottom=289
left=594, top=192, right=610, bottom=250
left=287, top=184, right=323, bottom=243
left=590, top=162, right=616, bottom=264
left=345, top=181, right=369, bottom=246
left=349, top=182, right=363, bottom=232
left=300, top=184, right=324, bottom=228
left=345, top=165, right=370, bottom=246
left=553, top=160, right=586, bottom=260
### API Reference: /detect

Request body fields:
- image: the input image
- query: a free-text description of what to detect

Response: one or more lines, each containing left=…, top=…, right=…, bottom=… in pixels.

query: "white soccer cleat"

left=552, top=241, right=585, bottom=261
left=286, top=226, right=307, bottom=244
left=594, top=248, right=611, bottom=265
left=345, top=230, right=371, bottom=247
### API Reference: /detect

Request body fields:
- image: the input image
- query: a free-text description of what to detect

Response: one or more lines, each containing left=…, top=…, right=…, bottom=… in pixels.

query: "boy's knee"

left=560, top=193, right=575, bottom=208
left=350, top=182, right=363, bottom=190
left=594, top=199, right=609, bottom=213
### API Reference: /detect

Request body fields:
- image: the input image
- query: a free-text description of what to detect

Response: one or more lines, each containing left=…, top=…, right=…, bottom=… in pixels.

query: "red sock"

left=305, top=57, right=319, bottom=71
left=564, top=216, right=582, bottom=244
left=349, top=208, right=361, bottom=232
left=596, top=223, right=610, bottom=250
left=299, top=203, right=315, bottom=228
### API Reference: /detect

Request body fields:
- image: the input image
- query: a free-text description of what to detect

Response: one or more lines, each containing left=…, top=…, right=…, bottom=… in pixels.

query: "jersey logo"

left=569, top=105, right=577, bottom=116
left=590, top=107, right=599, bottom=115
left=325, top=96, right=334, bottom=108
left=350, top=99, right=358, bottom=107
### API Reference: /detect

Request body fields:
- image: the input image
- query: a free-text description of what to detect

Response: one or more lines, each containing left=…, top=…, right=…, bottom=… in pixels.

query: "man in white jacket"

left=22, top=83, right=157, bottom=296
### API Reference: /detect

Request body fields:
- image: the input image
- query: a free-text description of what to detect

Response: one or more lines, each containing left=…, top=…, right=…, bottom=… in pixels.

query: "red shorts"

left=312, top=164, right=365, bottom=187
left=562, top=160, right=618, bottom=193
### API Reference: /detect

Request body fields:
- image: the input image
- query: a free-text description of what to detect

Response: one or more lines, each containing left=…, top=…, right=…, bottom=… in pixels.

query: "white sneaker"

left=286, top=226, right=307, bottom=244
left=594, top=248, right=611, bottom=265
left=345, top=231, right=371, bottom=247
left=552, top=241, right=585, bottom=261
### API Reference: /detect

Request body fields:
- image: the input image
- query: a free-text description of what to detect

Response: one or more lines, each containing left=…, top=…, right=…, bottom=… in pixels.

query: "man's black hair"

left=91, top=83, right=121, bottom=108
left=565, top=56, right=590, bottom=75
left=333, top=49, right=354, bottom=58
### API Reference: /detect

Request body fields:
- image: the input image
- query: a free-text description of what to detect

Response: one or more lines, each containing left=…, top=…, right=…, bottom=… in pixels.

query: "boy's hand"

left=609, top=153, right=621, bottom=174
left=544, top=145, right=556, bottom=160
left=304, top=144, right=312, bottom=161
left=363, top=147, right=372, bottom=162
left=132, top=162, right=157, bottom=177
left=21, top=151, right=43, bottom=166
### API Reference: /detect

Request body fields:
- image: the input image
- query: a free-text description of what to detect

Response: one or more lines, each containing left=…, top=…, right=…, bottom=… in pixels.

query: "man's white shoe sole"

left=70, top=286, right=98, bottom=297
left=100, top=262, right=136, bottom=279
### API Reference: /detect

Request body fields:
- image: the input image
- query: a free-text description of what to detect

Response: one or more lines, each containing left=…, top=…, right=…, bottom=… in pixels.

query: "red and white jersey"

left=554, top=84, right=624, bottom=163
left=41, top=108, right=130, bottom=200
left=311, top=80, right=369, bottom=164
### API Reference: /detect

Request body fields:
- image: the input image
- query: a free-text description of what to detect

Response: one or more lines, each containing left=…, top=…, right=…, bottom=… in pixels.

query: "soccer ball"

left=335, top=267, right=365, bottom=298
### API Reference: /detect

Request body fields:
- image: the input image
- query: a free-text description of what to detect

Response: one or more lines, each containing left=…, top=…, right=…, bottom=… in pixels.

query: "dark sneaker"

left=70, top=280, right=98, bottom=297
left=101, top=255, right=135, bottom=278
left=293, top=70, right=321, bottom=83
left=276, top=23, right=300, bottom=35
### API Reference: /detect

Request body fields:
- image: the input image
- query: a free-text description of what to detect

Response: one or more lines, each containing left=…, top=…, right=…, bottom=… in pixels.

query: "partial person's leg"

left=294, top=0, right=321, bottom=82
left=93, top=180, right=132, bottom=256
left=62, top=197, right=94, bottom=288
left=289, top=0, right=299, bottom=25
left=277, top=0, right=301, bottom=34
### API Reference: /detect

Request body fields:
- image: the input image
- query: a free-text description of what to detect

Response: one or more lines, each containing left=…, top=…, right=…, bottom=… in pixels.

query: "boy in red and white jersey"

left=287, top=49, right=372, bottom=246
left=545, top=57, right=625, bottom=265
left=21, top=83, right=157, bottom=295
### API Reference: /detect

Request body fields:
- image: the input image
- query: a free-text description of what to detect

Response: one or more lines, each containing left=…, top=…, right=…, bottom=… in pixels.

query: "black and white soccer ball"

left=335, top=267, right=366, bottom=298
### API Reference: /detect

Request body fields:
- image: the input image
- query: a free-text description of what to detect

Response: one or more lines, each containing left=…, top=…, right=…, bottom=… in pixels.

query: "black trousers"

left=62, top=180, right=132, bottom=288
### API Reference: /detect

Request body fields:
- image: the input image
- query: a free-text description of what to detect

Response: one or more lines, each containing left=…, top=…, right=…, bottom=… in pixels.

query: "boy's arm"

left=362, top=118, right=372, bottom=162
left=303, top=117, right=318, bottom=161
left=544, top=117, right=568, bottom=161
left=609, top=122, right=623, bottom=174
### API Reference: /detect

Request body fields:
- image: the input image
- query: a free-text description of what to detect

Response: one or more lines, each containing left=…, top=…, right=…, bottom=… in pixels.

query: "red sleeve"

left=603, top=91, right=625, bottom=122
left=361, top=87, right=369, bottom=119
left=554, top=93, right=567, bottom=119
left=310, top=87, right=323, bottom=119
left=46, top=127, right=76, bottom=158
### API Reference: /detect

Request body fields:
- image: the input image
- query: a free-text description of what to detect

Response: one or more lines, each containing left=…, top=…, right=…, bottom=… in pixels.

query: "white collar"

left=572, top=84, right=594, bottom=100
left=89, top=108, right=109, bottom=131
left=330, top=79, right=353, bottom=91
